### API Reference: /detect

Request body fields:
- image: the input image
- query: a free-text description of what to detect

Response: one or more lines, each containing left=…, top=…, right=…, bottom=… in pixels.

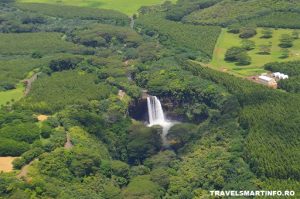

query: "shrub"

left=279, top=34, right=294, bottom=48
left=241, top=39, right=255, bottom=51
left=239, top=27, right=257, bottom=39
left=261, top=28, right=273, bottom=39
left=49, top=56, right=83, bottom=72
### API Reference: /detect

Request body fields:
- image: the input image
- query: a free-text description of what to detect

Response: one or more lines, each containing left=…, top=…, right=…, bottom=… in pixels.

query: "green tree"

left=241, top=39, right=255, bottom=51
left=127, top=124, right=162, bottom=164
left=258, top=45, right=271, bottom=55
left=167, top=123, right=197, bottom=151
left=279, top=34, right=294, bottom=48
left=239, top=27, right=257, bottom=39
left=261, top=28, right=273, bottom=39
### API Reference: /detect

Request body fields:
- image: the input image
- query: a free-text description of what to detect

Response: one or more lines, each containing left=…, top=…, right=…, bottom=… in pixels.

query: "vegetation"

left=225, top=47, right=251, bottom=65
left=16, top=2, right=130, bottom=25
left=264, top=61, right=300, bottom=93
left=22, top=71, right=113, bottom=113
left=17, top=0, right=177, bottom=15
left=211, top=28, right=300, bottom=77
left=0, top=0, right=300, bottom=198
left=0, top=32, right=87, bottom=55
left=135, top=13, right=221, bottom=58
left=183, top=0, right=300, bottom=27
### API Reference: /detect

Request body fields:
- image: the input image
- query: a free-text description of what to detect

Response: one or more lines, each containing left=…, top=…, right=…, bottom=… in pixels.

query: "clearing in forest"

left=211, top=28, right=300, bottom=77
left=0, top=157, right=16, bottom=172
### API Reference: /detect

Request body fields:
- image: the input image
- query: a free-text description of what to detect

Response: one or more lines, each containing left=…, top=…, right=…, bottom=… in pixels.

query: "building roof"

left=259, top=75, right=273, bottom=82
left=273, top=72, right=289, bottom=79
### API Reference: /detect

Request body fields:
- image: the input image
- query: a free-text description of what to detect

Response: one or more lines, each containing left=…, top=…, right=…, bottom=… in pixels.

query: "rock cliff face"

left=129, top=95, right=187, bottom=123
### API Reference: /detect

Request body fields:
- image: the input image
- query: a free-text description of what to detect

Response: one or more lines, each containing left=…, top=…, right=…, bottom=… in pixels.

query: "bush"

left=261, top=28, right=273, bottom=39
left=258, top=45, right=271, bottom=55
left=40, top=124, right=52, bottom=139
left=279, top=34, right=294, bottom=48
left=280, top=49, right=289, bottom=59
left=241, top=40, right=255, bottom=51
left=227, top=24, right=241, bottom=34
left=225, top=47, right=251, bottom=65
left=239, top=27, right=257, bottom=39
left=49, top=56, right=83, bottom=72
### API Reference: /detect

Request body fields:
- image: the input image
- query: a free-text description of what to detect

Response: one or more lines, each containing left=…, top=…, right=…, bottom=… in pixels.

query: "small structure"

left=273, top=72, right=289, bottom=80
left=258, top=75, right=277, bottom=88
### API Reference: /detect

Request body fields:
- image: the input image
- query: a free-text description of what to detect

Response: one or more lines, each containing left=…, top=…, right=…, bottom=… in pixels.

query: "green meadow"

left=18, top=0, right=177, bottom=15
left=211, top=28, right=300, bottom=77
left=0, top=84, right=24, bottom=106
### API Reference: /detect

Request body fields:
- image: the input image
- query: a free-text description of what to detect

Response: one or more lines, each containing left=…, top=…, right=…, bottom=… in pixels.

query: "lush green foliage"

left=165, top=0, right=221, bottom=21
left=135, top=13, right=221, bottom=57
left=22, top=71, right=113, bottom=112
left=244, top=12, right=300, bottom=29
left=16, top=3, right=129, bottom=25
left=0, top=32, right=87, bottom=55
left=70, top=23, right=143, bottom=48
left=184, top=61, right=300, bottom=181
left=183, top=0, right=300, bottom=27
left=0, top=58, right=41, bottom=91
left=264, top=61, right=300, bottom=93
left=127, top=124, right=162, bottom=164
left=211, top=28, right=300, bottom=77
left=1, top=1, right=300, bottom=198
left=225, top=47, right=251, bottom=65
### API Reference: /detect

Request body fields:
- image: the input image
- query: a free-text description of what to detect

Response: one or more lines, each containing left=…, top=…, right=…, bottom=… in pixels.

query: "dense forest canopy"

left=0, top=0, right=300, bottom=198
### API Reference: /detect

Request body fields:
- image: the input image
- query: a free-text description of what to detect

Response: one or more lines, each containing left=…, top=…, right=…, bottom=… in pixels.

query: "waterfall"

left=147, top=96, right=165, bottom=126
left=147, top=96, right=174, bottom=146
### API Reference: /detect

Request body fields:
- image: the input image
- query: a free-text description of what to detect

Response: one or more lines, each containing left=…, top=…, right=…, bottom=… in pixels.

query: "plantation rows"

left=183, top=0, right=300, bottom=28
left=16, top=3, right=129, bottom=26
left=184, top=61, right=300, bottom=181
left=135, top=14, right=221, bottom=57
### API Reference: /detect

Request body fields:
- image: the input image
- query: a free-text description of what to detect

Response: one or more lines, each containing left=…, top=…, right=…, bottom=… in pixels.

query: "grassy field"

left=211, top=28, right=300, bottom=77
left=0, top=83, right=24, bottom=106
left=18, top=0, right=176, bottom=15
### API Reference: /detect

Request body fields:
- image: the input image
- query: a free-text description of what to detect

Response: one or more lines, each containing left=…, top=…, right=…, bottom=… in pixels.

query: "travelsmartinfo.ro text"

left=210, top=190, right=295, bottom=197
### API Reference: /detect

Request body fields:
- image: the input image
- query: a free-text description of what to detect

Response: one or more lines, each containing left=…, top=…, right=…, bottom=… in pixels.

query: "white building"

left=273, top=72, right=289, bottom=80
left=258, top=75, right=277, bottom=88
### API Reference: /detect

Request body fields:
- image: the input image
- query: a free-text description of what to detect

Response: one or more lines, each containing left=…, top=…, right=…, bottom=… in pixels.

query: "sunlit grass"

left=18, top=0, right=177, bottom=15
left=211, top=28, right=300, bottom=77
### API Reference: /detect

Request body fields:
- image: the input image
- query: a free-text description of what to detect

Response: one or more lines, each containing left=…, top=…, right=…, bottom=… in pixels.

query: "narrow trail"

left=130, top=16, right=135, bottom=29
left=64, top=133, right=73, bottom=149
left=17, top=160, right=35, bottom=180
left=23, top=72, right=40, bottom=96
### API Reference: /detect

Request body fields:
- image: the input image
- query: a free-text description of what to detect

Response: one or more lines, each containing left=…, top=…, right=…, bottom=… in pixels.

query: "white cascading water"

left=147, top=96, right=174, bottom=146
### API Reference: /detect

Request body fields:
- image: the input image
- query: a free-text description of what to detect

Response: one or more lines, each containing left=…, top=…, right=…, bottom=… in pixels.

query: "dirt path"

left=64, top=133, right=73, bottom=149
left=23, top=72, right=40, bottom=96
left=130, top=16, right=135, bottom=29
left=17, top=160, right=35, bottom=180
